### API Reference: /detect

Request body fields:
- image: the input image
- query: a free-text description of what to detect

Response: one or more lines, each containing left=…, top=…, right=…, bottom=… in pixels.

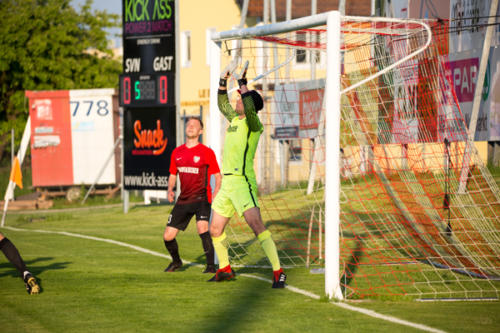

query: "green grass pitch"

left=0, top=204, right=499, bottom=332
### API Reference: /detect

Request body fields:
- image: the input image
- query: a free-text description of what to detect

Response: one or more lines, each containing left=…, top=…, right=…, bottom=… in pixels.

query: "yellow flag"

left=9, top=157, right=23, bottom=189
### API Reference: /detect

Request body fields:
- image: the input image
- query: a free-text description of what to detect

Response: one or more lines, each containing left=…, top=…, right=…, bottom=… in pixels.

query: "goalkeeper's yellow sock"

left=258, top=230, right=281, bottom=271
left=212, top=232, right=230, bottom=269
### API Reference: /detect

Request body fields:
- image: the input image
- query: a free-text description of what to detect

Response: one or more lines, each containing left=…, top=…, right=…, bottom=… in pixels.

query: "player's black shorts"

left=166, top=200, right=212, bottom=231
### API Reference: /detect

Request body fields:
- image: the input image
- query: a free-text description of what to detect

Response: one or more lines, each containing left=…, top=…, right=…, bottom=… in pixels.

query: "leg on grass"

left=0, top=232, right=41, bottom=294
left=197, top=220, right=215, bottom=271
left=163, top=227, right=182, bottom=271
left=208, top=211, right=236, bottom=281
left=243, top=207, right=286, bottom=288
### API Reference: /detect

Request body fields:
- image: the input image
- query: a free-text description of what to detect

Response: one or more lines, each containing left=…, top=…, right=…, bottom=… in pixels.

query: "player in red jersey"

left=163, top=117, right=221, bottom=273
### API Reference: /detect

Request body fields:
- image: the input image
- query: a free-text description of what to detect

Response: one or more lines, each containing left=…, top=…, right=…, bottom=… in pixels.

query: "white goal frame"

left=209, top=11, right=342, bottom=299
left=208, top=11, right=436, bottom=300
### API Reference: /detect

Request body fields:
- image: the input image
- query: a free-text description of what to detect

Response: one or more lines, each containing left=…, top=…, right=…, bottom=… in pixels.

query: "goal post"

left=324, top=10, right=342, bottom=300
left=209, top=11, right=500, bottom=301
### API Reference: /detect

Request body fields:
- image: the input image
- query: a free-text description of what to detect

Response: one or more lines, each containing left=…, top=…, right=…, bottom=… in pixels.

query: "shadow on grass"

left=0, top=256, right=70, bottom=278
left=340, top=237, right=364, bottom=295
left=200, top=267, right=277, bottom=332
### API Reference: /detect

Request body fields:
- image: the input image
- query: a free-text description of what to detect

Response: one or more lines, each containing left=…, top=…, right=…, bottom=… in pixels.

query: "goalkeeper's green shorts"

left=212, top=175, right=259, bottom=217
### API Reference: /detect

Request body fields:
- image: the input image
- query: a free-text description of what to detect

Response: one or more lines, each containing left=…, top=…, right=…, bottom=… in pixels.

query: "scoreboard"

left=121, top=0, right=178, bottom=190
left=120, top=0, right=176, bottom=108
left=119, top=73, right=175, bottom=107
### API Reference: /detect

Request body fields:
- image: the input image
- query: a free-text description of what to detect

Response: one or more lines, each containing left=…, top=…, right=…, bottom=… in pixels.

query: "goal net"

left=209, top=12, right=500, bottom=300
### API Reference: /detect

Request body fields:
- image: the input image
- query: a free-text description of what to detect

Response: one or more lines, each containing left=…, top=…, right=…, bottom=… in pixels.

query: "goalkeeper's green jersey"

left=217, top=90, right=263, bottom=179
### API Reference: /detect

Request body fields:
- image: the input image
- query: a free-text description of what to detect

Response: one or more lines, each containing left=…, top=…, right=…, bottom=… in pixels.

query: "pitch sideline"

left=3, top=225, right=445, bottom=333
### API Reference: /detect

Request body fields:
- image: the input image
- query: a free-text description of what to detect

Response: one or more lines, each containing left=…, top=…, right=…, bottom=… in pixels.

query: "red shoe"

left=208, top=265, right=236, bottom=282
left=272, top=268, right=286, bottom=288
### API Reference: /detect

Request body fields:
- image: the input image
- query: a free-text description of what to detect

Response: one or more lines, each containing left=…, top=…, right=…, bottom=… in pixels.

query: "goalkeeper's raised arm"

left=217, top=61, right=263, bottom=131
left=217, top=62, right=238, bottom=121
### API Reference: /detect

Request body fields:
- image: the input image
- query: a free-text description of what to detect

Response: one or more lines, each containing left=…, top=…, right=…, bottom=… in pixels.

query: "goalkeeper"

left=208, top=62, right=286, bottom=288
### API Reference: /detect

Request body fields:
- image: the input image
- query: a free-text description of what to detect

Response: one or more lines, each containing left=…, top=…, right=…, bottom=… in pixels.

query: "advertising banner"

left=123, top=107, right=176, bottom=190
left=28, top=91, right=73, bottom=187
left=273, top=79, right=325, bottom=139
left=26, top=89, right=118, bottom=187
left=69, top=89, right=117, bottom=185
left=484, top=47, right=500, bottom=140
left=448, top=49, right=490, bottom=141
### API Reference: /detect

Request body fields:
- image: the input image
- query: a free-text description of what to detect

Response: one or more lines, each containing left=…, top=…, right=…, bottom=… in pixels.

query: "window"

left=295, top=31, right=307, bottom=64
left=181, top=31, right=191, bottom=67
left=312, top=30, right=321, bottom=63
left=294, top=30, right=324, bottom=67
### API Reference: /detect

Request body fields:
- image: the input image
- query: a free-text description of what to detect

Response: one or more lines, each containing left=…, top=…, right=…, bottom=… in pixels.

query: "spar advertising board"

left=446, top=0, right=500, bottom=141
left=26, top=89, right=119, bottom=188
left=378, top=0, right=500, bottom=142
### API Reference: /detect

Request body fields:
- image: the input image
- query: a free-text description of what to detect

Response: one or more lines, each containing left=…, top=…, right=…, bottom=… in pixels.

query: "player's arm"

left=212, top=172, right=222, bottom=199
left=167, top=174, right=176, bottom=203
left=237, top=68, right=263, bottom=132
left=218, top=62, right=238, bottom=121
left=168, top=149, right=178, bottom=203
left=207, top=147, right=222, bottom=199
left=217, top=90, right=238, bottom=121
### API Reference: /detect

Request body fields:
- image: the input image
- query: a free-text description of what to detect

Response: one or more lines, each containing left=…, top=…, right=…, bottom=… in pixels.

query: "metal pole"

left=280, top=0, right=292, bottom=187
left=260, top=0, right=270, bottom=192
left=120, top=107, right=129, bottom=214
left=11, top=128, right=14, bottom=168
left=10, top=128, right=14, bottom=201
left=339, top=0, right=346, bottom=15
left=325, top=10, right=343, bottom=300
left=209, top=39, right=222, bottom=161
left=174, top=0, right=181, bottom=203
left=239, top=0, right=249, bottom=27
left=468, top=0, right=498, bottom=140
left=82, top=137, right=121, bottom=204
left=311, top=0, right=317, bottom=81
left=2, top=117, right=31, bottom=227
left=269, top=0, right=278, bottom=192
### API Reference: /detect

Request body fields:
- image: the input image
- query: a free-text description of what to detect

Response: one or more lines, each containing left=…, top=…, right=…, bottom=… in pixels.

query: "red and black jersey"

left=169, top=143, right=220, bottom=204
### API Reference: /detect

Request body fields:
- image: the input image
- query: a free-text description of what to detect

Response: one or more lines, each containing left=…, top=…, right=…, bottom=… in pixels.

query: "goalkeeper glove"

left=220, top=59, right=238, bottom=87
left=236, top=60, right=249, bottom=88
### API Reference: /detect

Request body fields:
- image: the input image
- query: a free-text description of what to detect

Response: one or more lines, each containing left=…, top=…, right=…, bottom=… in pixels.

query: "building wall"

left=178, top=0, right=242, bottom=128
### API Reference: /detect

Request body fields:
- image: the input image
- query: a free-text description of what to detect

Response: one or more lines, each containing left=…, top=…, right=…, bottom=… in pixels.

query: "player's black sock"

left=199, top=231, right=214, bottom=265
left=0, top=238, right=28, bottom=277
left=164, top=239, right=181, bottom=263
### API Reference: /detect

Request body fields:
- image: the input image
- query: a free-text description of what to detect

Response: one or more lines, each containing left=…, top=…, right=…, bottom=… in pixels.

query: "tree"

left=0, top=0, right=121, bottom=163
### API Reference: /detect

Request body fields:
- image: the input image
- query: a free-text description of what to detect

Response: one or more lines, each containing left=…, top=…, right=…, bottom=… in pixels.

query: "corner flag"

left=9, top=156, right=23, bottom=189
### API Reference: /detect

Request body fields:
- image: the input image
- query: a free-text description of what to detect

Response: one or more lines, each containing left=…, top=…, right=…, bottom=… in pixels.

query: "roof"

left=236, top=0, right=372, bottom=20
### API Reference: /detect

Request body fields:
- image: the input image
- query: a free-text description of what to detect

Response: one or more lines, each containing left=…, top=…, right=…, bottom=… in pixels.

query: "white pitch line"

left=333, top=302, right=446, bottom=333
left=3, top=225, right=445, bottom=333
